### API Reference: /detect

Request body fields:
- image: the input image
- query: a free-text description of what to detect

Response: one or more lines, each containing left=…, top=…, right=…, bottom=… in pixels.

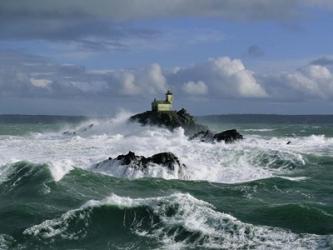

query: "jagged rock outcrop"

left=93, top=152, right=186, bottom=178
left=129, top=108, right=207, bottom=135
left=112, top=151, right=184, bottom=171
left=190, top=129, right=243, bottom=143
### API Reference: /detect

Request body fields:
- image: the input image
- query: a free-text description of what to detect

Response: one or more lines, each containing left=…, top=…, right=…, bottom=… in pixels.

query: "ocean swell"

left=23, top=193, right=333, bottom=250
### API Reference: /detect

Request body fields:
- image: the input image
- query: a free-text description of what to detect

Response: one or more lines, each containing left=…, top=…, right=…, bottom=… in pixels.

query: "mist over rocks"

left=129, top=108, right=243, bottom=143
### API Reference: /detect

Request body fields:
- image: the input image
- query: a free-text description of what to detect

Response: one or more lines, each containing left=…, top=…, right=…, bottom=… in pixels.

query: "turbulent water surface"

left=0, top=113, right=333, bottom=249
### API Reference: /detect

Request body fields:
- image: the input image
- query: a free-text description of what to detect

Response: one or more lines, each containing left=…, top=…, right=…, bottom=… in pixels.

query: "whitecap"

left=23, top=193, right=333, bottom=249
left=0, top=112, right=332, bottom=183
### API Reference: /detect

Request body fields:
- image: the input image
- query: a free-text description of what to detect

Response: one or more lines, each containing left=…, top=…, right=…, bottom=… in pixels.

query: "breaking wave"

left=0, top=112, right=332, bottom=184
left=23, top=193, right=333, bottom=250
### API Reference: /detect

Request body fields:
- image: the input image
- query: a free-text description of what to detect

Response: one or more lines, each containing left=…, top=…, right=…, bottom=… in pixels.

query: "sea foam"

left=23, top=193, right=333, bottom=249
left=0, top=112, right=332, bottom=183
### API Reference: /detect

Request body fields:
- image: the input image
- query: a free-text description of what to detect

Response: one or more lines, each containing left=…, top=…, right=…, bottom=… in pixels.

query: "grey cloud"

left=247, top=45, right=265, bottom=58
left=0, top=0, right=300, bottom=21
left=310, top=57, right=333, bottom=66
left=0, top=17, right=158, bottom=51
left=0, top=0, right=321, bottom=46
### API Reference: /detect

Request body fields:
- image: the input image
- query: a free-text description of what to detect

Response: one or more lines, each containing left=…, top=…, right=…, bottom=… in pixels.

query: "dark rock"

left=129, top=108, right=207, bottom=136
left=95, top=151, right=186, bottom=173
left=129, top=108, right=243, bottom=143
left=150, top=152, right=182, bottom=171
left=213, top=129, right=243, bottom=143
left=190, top=129, right=243, bottom=143
left=116, top=151, right=143, bottom=166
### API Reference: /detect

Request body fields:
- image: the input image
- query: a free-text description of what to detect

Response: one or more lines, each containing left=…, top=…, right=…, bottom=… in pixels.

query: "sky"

left=1, top=0, right=333, bottom=115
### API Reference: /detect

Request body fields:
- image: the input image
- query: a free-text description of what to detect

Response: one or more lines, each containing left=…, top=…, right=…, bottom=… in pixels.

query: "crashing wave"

left=1, top=112, right=332, bottom=183
left=23, top=193, right=333, bottom=249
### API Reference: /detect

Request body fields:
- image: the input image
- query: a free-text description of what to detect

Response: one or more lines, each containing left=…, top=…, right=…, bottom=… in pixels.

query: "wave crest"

left=24, top=193, right=332, bottom=249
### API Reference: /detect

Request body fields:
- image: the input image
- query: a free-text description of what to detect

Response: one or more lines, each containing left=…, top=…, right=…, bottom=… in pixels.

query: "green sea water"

left=0, top=114, right=332, bottom=249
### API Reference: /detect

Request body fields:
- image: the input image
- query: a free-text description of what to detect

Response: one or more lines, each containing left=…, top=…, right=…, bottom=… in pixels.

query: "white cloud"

left=30, top=78, right=52, bottom=88
left=3, top=51, right=333, bottom=103
left=116, top=63, right=168, bottom=96
left=212, top=57, right=268, bottom=97
left=143, top=63, right=168, bottom=94
left=170, top=57, right=268, bottom=98
left=285, top=65, right=333, bottom=99
left=182, top=81, right=208, bottom=95
left=119, top=72, right=140, bottom=95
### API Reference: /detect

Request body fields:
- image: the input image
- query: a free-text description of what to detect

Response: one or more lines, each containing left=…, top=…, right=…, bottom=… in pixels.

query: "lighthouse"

left=151, top=90, right=173, bottom=112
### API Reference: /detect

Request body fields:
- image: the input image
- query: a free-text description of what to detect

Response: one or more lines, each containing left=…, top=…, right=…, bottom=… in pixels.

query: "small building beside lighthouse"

left=151, top=90, right=173, bottom=112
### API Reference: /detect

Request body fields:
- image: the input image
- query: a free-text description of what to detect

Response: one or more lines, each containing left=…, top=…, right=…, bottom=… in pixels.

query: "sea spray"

left=1, top=112, right=331, bottom=183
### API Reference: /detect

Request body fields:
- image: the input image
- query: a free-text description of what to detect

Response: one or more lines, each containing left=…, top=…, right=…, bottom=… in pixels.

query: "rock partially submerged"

left=190, top=129, right=243, bottom=143
left=213, top=129, right=244, bottom=143
left=93, top=151, right=186, bottom=178
left=63, top=123, right=94, bottom=136
left=129, top=108, right=207, bottom=135
left=113, top=151, right=184, bottom=170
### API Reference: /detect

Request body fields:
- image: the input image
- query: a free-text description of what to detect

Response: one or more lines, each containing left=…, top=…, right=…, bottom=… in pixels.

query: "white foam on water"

left=0, top=234, right=16, bottom=250
left=48, top=160, right=75, bottom=182
left=23, top=193, right=333, bottom=249
left=244, top=128, right=276, bottom=132
left=278, top=176, right=309, bottom=181
left=0, top=111, right=332, bottom=183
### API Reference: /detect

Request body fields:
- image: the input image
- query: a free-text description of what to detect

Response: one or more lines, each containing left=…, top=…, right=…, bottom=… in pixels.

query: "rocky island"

left=129, top=90, right=243, bottom=143
left=92, top=151, right=186, bottom=178
left=130, top=108, right=207, bottom=135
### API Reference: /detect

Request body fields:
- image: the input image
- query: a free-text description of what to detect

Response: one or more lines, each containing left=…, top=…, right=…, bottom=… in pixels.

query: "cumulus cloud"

left=2, top=51, right=333, bottom=103
left=117, top=63, right=168, bottom=95
left=182, top=81, right=208, bottom=95
left=285, top=64, right=333, bottom=99
left=119, top=73, right=140, bottom=95
left=0, top=52, right=268, bottom=99
left=170, top=57, right=268, bottom=98
left=0, top=51, right=170, bottom=99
